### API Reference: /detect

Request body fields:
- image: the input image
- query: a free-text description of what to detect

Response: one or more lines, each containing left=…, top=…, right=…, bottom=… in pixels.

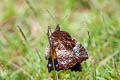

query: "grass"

left=0, top=0, right=120, bottom=80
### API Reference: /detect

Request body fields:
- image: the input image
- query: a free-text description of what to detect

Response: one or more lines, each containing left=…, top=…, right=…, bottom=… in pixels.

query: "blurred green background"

left=0, top=0, right=120, bottom=80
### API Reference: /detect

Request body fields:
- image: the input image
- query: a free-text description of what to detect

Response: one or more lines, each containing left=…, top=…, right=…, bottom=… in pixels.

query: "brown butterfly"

left=45, top=24, right=88, bottom=72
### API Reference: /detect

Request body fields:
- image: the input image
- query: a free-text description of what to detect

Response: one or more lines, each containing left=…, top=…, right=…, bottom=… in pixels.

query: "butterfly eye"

left=56, top=64, right=58, bottom=67
left=48, top=64, right=52, bottom=67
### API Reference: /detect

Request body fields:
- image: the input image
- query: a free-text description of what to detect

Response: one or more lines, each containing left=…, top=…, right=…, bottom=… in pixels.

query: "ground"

left=0, top=0, right=120, bottom=80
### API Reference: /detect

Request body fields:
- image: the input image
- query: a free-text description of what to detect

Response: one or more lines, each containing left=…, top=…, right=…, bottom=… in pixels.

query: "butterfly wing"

left=56, top=44, right=77, bottom=70
left=73, top=42, right=88, bottom=63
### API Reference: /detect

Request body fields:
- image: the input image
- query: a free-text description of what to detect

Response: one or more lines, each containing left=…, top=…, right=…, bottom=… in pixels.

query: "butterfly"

left=45, top=24, right=88, bottom=72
